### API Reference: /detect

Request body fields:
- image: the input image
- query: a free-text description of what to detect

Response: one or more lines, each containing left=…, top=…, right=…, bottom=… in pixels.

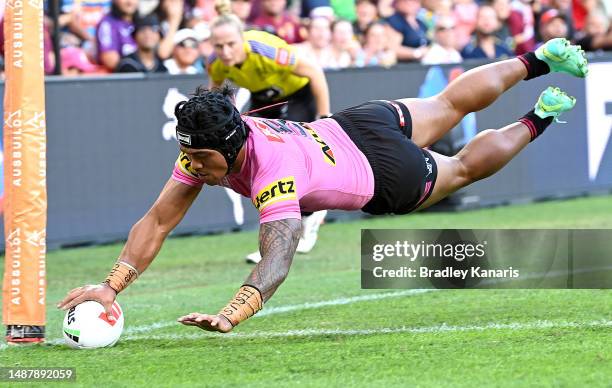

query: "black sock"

left=519, top=109, right=554, bottom=141
left=518, top=52, right=550, bottom=80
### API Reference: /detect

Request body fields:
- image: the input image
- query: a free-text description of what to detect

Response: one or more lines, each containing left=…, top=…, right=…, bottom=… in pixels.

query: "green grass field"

left=1, top=196, right=612, bottom=387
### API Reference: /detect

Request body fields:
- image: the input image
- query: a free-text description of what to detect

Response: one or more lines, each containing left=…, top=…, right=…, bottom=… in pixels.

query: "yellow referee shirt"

left=207, top=30, right=309, bottom=102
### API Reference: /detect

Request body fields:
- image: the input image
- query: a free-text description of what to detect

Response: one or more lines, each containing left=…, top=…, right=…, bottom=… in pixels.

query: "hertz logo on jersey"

left=253, top=176, right=297, bottom=211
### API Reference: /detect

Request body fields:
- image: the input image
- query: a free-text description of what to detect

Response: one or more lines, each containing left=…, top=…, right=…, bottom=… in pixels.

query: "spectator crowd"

left=0, top=0, right=611, bottom=76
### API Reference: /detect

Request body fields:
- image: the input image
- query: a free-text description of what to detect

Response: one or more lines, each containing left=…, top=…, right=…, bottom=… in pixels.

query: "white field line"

left=6, top=319, right=611, bottom=349
left=3, top=266, right=610, bottom=349
left=122, top=289, right=436, bottom=335
left=117, top=319, right=612, bottom=341
left=121, top=265, right=612, bottom=336
left=0, top=290, right=436, bottom=349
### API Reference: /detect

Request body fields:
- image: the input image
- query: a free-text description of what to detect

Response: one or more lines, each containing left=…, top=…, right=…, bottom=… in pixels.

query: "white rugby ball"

left=63, top=300, right=124, bottom=349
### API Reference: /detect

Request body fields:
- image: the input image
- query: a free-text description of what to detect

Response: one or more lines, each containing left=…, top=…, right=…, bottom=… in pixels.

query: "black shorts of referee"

left=332, top=100, right=438, bottom=215
left=249, top=83, right=317, bottom=122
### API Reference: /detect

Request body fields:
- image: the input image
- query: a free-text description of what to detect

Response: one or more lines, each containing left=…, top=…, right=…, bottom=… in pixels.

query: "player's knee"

left=435, top=94, right=454, bottom=114
left=435, top=94, right=466, bottom=121
left=457, top=129, right=505, bottom=183
left=440, top=156, right=473, bottom=192
left=454, top=158, right=475, bottom=187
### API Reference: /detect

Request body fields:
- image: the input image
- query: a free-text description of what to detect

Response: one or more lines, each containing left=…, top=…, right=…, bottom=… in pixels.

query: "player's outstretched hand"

left=57, top=284, right=117, bottom=316
left=177, top=313, right=233, bottom=333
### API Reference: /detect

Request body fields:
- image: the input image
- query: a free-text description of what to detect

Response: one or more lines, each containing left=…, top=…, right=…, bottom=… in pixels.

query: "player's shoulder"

left=246, top=32, right=297, bottom=68
left=245, top=30, right=288, bottom=45
left=245, top=30, right=290, bottom=57
left=244, top=117, right=295, bottom=163
left=244, top=116, right=283, bottom=146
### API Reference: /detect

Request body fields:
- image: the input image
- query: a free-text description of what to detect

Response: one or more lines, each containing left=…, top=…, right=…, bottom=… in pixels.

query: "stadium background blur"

left=0, top=0, right=610, bottom=75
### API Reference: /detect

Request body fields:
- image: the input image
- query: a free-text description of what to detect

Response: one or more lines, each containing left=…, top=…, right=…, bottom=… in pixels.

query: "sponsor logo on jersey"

left=275, top=48, right=290, bottom=66
left=304, top=125, right=336, bottom=166
left=177, top=152, right=199, bottom=177
left=251, top=119, right=335, bottom=165
left=253, top=176, right=296, bottom=211
left=253, top=119, right=285, bottom=142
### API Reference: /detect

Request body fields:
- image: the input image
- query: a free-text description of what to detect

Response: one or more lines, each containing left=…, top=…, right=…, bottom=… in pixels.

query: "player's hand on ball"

left=57, top=283, right=117, bottom=316
left=177, top=313, right=233, bottom=333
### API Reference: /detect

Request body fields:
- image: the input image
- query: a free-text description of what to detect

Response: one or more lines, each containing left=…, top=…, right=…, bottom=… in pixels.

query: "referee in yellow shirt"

left=208, top=3, right=331, bottom=121
left=207, top=2, right=331, bottom=262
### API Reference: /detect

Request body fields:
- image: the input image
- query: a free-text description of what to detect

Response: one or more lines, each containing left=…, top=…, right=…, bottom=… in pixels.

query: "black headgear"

left=174, top=86, right=248, bottom=175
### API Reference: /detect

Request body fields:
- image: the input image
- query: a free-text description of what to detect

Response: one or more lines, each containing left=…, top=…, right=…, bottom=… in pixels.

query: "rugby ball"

left=63, top=301, right=124, bottom=349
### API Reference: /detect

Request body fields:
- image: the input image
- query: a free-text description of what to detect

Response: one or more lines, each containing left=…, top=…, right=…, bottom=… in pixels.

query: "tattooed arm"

left=177, top=218, right=302, bottom=332
left=246, top=218, right=302, bottom=301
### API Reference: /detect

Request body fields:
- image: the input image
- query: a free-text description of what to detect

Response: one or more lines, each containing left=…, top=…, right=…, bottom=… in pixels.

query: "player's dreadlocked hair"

left=174, top=84, right=249, bottom=174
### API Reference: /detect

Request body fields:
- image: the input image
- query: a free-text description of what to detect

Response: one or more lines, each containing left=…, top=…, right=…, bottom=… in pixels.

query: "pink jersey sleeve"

left=252, top=175, right=301, bottom=223
left=171, top=152, right=206, bottom=188
left=249, top=145, right=303, bottom=224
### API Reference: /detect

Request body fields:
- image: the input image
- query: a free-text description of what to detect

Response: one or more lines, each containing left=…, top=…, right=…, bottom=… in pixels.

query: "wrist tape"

left=218, top=285, right=263, bottom=327
left=103, top=261, right=139, bottom=293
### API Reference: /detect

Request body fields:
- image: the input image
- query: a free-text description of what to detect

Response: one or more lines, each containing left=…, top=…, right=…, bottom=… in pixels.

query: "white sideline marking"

left=123, top=289, right=436, bottom=335
left=123, top=319, right=612, bottom=341
left=7, top=319, right=611, bottom=349
left=261, top=289, right=435, bottom=316
left=3, top=267, right=611, bottom=349
left=0, top=290, right=436, bottom=349
left=122, top=265, right=612, bottom=336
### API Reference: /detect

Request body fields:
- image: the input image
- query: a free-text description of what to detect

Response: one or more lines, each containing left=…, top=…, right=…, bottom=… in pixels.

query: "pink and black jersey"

left=172, top=117, right=375, bottom=223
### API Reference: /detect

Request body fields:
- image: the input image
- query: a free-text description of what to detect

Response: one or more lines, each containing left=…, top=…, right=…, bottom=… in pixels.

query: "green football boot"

left=534, top=86, right=576, bottom=123
left=535, top=38, right=588, bottom=78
